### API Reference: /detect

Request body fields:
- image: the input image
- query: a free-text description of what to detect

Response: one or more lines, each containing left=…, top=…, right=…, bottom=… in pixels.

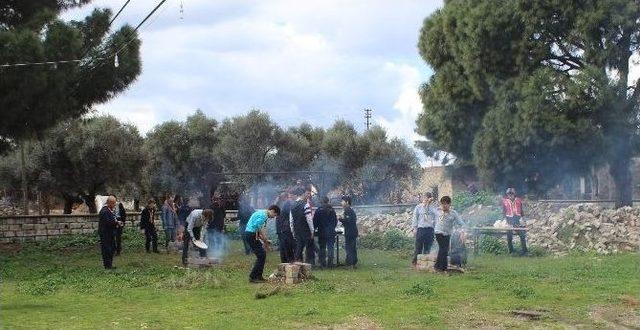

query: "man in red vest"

left=502, top=187, right=528, bottom=255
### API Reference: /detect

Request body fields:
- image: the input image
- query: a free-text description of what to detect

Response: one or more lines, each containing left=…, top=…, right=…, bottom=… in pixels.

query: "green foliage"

left=416, top=0, right=640, bottom=203
left=452, top=190, right=496, bottom=211
left=479, top=236, right=509, bottom=255
left=144, top=110, right=222, bottom=198
left=0, top=2, right=141, bottom=142
left=359, top=229, right=414, bottom=251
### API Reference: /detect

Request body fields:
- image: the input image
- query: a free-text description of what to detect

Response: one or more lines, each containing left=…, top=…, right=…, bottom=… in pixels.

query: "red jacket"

left=502, top=197, right=523, bottom=217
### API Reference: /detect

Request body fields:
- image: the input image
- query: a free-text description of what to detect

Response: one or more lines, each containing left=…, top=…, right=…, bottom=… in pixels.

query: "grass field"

left=1, top=236, right=639, bottom=329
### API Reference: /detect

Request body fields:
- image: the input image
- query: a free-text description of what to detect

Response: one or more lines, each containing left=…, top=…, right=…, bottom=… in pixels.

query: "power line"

left=0, top=0, right=135, bottom=69
left=364, top=108, right=373, bottom=130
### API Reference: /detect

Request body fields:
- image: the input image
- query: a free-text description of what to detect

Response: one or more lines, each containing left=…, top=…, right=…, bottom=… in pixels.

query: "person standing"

left=291, top=187, right=315, bottom=265
left=313, top=196, right=338, bottom=268
left=276, top=191, right=295, bottom=263
left=206, top=197, right=227, bottom=258
left=244, top=205, right=280, bottom=283
left=434, top=196, right=465, bottom=272
left=502, top=187, right=528, bottom=255
left=113, top=198, right=127, bottom=256
left=175, top=195, right=191, bottom=240
left=161, top=195, right=177, bottom=250
left=411, top=192, right=438, bottom=266
left=339, top=196, right=358, bottom=268
left=182, top=209, right=214, bottom=266
left=139, top=199, right=159, bottom=253
left=98, top=195, right=122, bottom=269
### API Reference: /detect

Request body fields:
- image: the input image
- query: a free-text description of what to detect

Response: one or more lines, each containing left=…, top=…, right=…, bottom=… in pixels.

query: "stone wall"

left=0, top=211, right=240, bottom=243
left=0, top=213, right=143, bottom=243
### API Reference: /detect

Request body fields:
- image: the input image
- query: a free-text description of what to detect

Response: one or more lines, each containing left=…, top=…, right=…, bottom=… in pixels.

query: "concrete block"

left=35, top=236, right=47, bottom=241
left=71, top=229, right=84, bottom=234
left=3, top=231, right=15, bottom=237
left=8, top=225, right=20, bottom=231
left=47, top=229, right=60, bottom=235
left=285, top=277, right=301, bottom=284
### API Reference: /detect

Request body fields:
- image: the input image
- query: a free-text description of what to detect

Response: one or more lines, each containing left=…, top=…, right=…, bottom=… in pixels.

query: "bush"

left=359, top=229, right=413, bottom=251
left=479, top=236, right=509, bottom=255
left=453, top=190, right=496, bottom=211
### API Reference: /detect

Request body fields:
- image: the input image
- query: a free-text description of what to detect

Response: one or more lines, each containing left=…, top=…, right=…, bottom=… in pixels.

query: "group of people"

left=409, top=187, right=528, bottom=273
left=241, top=186, right=359, bottom=283
left=98, top=185, right=528, bottom=276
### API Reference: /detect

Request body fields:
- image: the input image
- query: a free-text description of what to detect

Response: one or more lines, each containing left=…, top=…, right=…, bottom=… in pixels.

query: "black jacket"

left=291, top=199, right=312, bottom=239
left=98, top=206, right=118, bottom=240
left=139, top=207, right=155, bottom=230
left=207, top=205, right=226, bottom=232
left=341, top=207, right=359, bottom=238
left=276, top=200, right=292, bottom=235
left=116, top=203, right=127, bottom=226
left=313, top=203, right=337, bottom=238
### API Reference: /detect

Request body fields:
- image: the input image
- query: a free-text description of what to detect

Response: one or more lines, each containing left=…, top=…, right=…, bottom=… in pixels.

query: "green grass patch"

left=1, top=237, right=638, bottom=329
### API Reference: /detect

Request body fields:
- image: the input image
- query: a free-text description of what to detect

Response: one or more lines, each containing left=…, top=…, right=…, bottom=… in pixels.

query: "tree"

left=38, top=116, right=145, bottom=213
left=218, top=110, right=282, bottom=175
left=144, top=110, right=223, bottom=202
left=417, top=0, right=640, bottom=206
left=0, top=1, right=142, bottom=212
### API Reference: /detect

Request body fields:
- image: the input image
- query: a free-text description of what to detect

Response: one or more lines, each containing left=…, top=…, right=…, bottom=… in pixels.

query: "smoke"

left=206, top=230, right=229, bottom=260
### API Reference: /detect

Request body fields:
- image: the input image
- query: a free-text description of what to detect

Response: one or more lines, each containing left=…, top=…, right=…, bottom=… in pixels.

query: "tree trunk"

left=20, top=142, right=28, bottom=215
left=609, top=144, right=633, bottom=208
left=62, top=193, right=75, bottom=214
left=83, top=193, right=97, bottom=213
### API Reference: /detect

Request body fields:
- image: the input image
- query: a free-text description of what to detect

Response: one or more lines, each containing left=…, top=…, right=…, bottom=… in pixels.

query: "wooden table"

left=471, top=226, right=529, bottom=255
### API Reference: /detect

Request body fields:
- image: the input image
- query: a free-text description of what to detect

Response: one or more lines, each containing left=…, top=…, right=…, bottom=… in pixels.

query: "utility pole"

left=364, top=108, right=372, bottom=130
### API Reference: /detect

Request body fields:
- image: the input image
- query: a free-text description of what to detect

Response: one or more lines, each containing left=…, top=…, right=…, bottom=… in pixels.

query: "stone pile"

left=415, top=254, right=435, bottom=271
left=355, top=202, right=640, bottom=255
left=527, top=203, right=640, bottom=255
left=0, top=203, right=20, bottom=217
left=269, top=262, right=313, bottom=284
left=357, top=212, right=414, bottom=237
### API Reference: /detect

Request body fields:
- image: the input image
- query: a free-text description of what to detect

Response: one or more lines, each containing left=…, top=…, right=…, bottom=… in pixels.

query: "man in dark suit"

left=99, top=195, right=122, bottom=269
left=313, top=196, right=338, bottom=267
left=276, top=191, right=295, bottom=263
left=291, top=187, right=315, bottom=264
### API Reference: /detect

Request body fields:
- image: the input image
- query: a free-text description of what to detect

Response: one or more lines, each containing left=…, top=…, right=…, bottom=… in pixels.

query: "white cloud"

left=62, top=1, right=443, bottom=157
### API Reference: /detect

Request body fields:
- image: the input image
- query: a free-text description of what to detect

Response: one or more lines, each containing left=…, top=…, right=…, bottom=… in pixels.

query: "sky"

left=62, top=0, right=444, bottom=165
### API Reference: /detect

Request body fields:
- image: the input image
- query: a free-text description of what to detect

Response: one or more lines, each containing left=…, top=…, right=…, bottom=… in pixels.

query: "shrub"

left=453, top=190, right=496, bottom=211
left=359, top=229, right=413, bottom=251
left=479, top=236, right=509, bottom=255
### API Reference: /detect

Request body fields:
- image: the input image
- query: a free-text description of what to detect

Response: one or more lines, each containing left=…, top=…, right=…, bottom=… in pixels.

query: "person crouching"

left=244, top=205, right=280, bottom=283
left=182, top=208, right=214, bottom=266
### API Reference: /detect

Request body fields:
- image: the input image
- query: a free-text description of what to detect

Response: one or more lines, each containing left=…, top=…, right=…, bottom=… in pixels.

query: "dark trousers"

left=294, top=236, right=315, bottom=265
left=318, top=235, right=335, bottom=267
left=344, top=236, right=358, bottom=266
left=144, top=227, right=158, bottom=252
left=277, top=232, right=296, bottom=263
left=239, top=222, right=251, bottom=255
left=114, top=227, right=123, bottom=255
left=164, top=227, right=176, bottom=247
left=435, top=233, right=450, bottom=271
left=100, top=236, right=115, bottom=269
left=244, top=232, right=266, bottom=280
left=412, top=227, right=434, bottom=264
left=181, top=228, right=205, bottom=265
left=506, top=216, right=528, bottom=254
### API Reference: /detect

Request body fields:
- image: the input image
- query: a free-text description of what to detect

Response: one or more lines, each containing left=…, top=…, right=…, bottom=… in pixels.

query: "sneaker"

left=249, top=277, right=267, bottom=283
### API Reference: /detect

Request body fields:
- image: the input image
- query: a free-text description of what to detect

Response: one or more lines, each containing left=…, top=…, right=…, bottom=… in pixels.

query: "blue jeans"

left=318, top=235, right=335, bottom=267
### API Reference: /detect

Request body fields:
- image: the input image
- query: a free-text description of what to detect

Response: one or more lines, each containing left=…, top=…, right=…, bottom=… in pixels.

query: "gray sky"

left=63, top=1, right=444, bottom=164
